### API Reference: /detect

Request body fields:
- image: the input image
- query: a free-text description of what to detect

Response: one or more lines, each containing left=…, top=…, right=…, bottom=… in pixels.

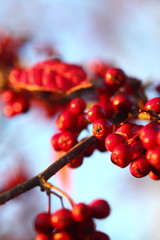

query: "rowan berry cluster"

left=34, top=198, right=111, bottom=240
left=51, top=66, right=160, bottom=179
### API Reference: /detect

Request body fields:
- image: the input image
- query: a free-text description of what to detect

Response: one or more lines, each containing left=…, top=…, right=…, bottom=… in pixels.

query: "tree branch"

left=0, top=135, right=97, bottom=205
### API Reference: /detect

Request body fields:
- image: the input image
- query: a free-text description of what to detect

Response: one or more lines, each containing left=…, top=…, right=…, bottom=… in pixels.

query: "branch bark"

left=0, top=135, right=97, bottom=205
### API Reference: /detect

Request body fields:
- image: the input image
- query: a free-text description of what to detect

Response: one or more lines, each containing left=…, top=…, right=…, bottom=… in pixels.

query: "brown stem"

left=0, top=135, right=97, bottom=205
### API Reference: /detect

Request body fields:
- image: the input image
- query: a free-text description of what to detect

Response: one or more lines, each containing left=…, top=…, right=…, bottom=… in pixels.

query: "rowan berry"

left=35, top=233, right=52, bottom=240
left=51, top=133, right=62, bottom=151
left=89, top=199, right=111, bottom=219
left=34, top=212, right=53, bottom=234
left=105, top=67, right=126, bottom=89
left=105, top=133, right=126, bottom=152
left=58, top=132, right=77, bottom=152
left=92, top=119, right=113, bottom=140
left=93, top=231, right=110, bottom=240
left=56, top=110, right=78, bottom=131
left=52, top=232, right=74, bottom=240
left=144, top=97, right=160, bottom=113
left=87, top=105, right=106, bottom=123
left=67, top=155, right=83, bottom=168
left=111, top=92, right=134, bottom=113
left=139, top=122, right=160, bottom=149
left=129, top=156, right=151, bottom=178
left=51, top=209, right=74, bottom=231
left=146, top=147, right=160, bottom=171
left=69, top=97, right=86, bottom=114
left=72, top=203, right=91, bottom=222
left=111, top=143, right=134, bottom=168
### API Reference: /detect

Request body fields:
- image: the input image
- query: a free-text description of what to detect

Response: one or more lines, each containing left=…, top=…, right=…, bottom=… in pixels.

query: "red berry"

left=51, top=209, right=74, bottom=231
left=89, top=199, right=111, bottom=219
left=111, top=92, right=133, bottom=113
left=1, top=89, right=16, bottom=103
left=3, top=104, right=16, bottom=117
left=56, top=110, right=78, bottom=131
left=116, top=123, right=142, bottom=140
left=130, top=139, right=146, bottom=159
left=146, top=147, right=160, bottom=171
left=72, top=203, right=91, bottom=222
left=12, top=96, right=29, bottom=113
left=51, top=133, right=62, bottom=151
left=92, top=119, right=113, bottom=140
left=58, top=132, right=77, bottom=152
left=77, top=114, right=88, bottom=130
left=76, top=218, right=96, bottom=239
left=105, top=133, right=126, bottom=152
left=129, top=156, right=151, bottom=178
left=144, top=97, right=160, bottom=113
left=35, top=233, right=52, bottom=240
left=111, top=143, right=134, bottom=168
left=105, top=67, right=126, bottom=89
left=139, top=122, right=160, bottom=149
left=148, top=171, right=160, bottom=180
left=69, top=97, right=86, bottom=114
left=87, top=105, right=106, bottom=123
left=52, top=232, right=74, bottom=240
left=34, top=212, right=53, bottom=234
left=93, top=231, right=110, bottom=240
left=97, top=100, right=113, bottom=118
left=67, top=155, right=83, bottom=168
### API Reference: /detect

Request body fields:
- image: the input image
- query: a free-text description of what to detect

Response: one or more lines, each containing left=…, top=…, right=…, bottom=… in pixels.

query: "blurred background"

left=0, top=0, right=160, bottom=240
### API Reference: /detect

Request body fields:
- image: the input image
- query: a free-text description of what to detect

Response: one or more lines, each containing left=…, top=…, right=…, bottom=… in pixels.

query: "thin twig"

left=0, top=135, right=97, bottom=205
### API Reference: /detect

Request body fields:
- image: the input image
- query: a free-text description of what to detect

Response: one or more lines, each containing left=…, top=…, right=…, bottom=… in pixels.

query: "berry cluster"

left=51, top=84, right=160, bottom=179
left=1, top=89, right=30, bottom=117
left=9, top=59, right=91, bottom=94
left=34, top=199, right=111, bottom=240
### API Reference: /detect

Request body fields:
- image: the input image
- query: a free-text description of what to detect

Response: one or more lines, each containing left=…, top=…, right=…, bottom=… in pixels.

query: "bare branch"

left=0, top=135, right=97, bottom=205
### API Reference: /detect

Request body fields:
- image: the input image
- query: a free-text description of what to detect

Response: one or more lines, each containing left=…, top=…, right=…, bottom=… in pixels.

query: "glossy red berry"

left=35, top=233, right=52, bottom=240
left=34, top=212, right=53, bottom=234
left=51, top=133, right=62, bottom=151
left=144, top=97, right=160, bottom=113
left=111, top=92, right=133, bottom=113
left=111, top=143, right=134, bottom=168
left=72, top=203, right=91, bottom=222
left=139, top=122, right=160, bottom=149
left=148, top=171, right=160, bottom=180
left=89, top=199, right=111, bottom=219
left=87, top=105, right=106, bottom=123
left=51, top=209, right=74, bottom=231
left=76, top=218, right=96, bottom=239
left=92, top=119, right=113, bottom=140
left=116, top=123, right=142, bottom=140
left=97, top=100, right=113, bottom=118
left=77, top=114, right=88, bottom=130
left=1, top=89, right=16, bottom=103
left=52, top=232, right=74, bottom=240
left=105, top=67, right=126, bottom=89
left=67, top=155, right=83, bottom=168
left=93, top=231, right=110, bottom=240
left=146, top=147, right=160, bottom=171
left=69, top=97, right=86, bottom=114
left=58, top=132, right=77, bottom=152
left=129, top=156, right=151, bottom=178
left=105, top=133, right=126, bottom=152
left=56, top=110, right=78, bottom=131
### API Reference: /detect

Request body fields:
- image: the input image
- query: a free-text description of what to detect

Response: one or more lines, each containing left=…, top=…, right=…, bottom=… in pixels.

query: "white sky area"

left=0, top=1, right=160, bottom=240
